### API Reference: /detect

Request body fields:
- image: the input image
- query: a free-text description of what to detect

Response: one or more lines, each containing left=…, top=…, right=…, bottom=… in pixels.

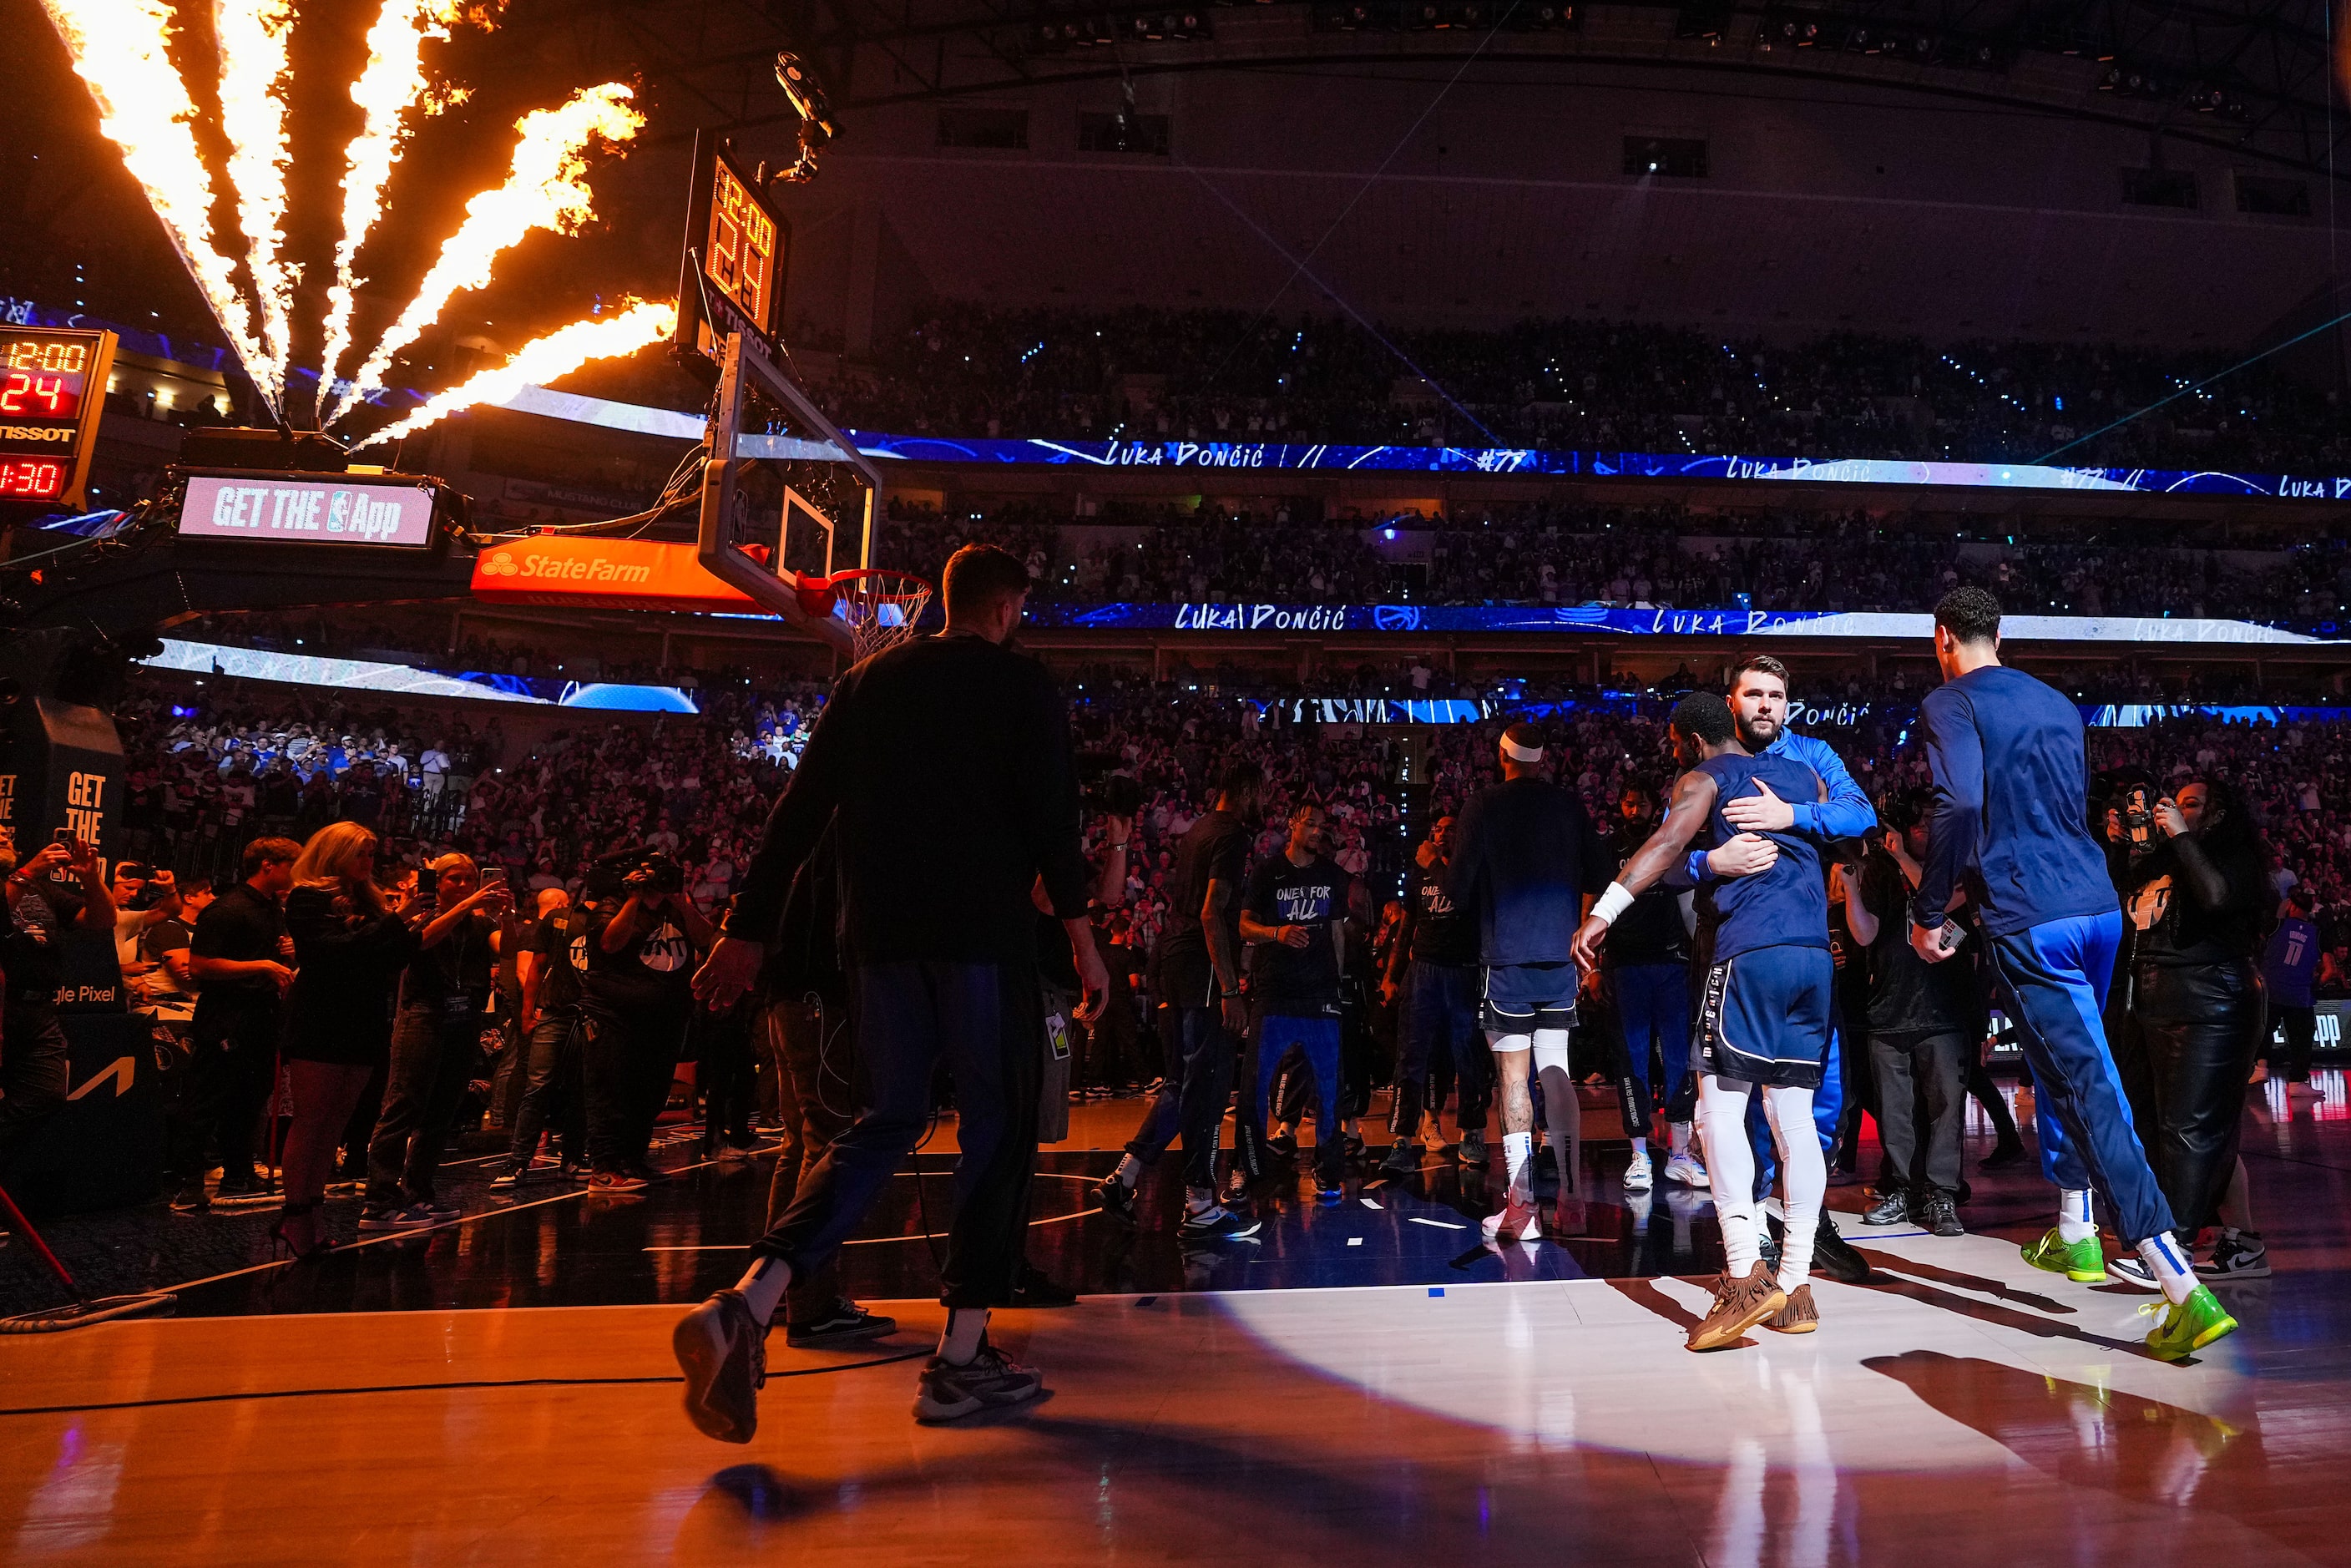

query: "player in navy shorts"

left=1575, top=690, right=1838, bottom=1350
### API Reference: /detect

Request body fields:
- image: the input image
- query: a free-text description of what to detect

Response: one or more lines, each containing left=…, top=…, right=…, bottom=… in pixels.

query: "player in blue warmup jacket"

left=1909, top=588, right=2236, bottom=1362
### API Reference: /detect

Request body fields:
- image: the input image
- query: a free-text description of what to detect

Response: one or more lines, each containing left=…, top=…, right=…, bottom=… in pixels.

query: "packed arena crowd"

left=811, top=305, right=2345, bottom=473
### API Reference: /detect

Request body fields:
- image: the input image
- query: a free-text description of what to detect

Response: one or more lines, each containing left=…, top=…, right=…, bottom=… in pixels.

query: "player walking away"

left=1235, top=805, right=1353, bottom=1203
left=1446, top=722, right=1613, bottom=1242
left=1838, top=791, right=1984, bottom=1237
left=675, top=544, right=1110, bottom=1439
left=1575, top=692, right=1839, bottom=1351
left=1095, top=760, right=1264, bottom=1242
left=1691, top=654, right=1878, bottom=1287
left=1908, top=588, right=2237, bottom=1360
left=1378, top=815, right=1490, bottom=1178
left=1601, top=785, right=1699, bottom=1194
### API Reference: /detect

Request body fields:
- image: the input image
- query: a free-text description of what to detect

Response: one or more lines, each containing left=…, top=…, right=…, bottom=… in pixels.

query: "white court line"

left=1407, top=1216, right=1469, bottom=1232
left=1359, top=1198, right=1383, bottom=1210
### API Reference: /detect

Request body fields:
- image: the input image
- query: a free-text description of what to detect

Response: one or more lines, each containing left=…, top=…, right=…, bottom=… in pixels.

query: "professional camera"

left=624, top=853, right=687, bottom=898
left=119, top=864, right=174, bottom=910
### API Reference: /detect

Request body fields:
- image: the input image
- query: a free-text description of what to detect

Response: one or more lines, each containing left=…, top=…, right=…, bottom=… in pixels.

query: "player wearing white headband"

left=1443, top=721, right=1614, bottom=1241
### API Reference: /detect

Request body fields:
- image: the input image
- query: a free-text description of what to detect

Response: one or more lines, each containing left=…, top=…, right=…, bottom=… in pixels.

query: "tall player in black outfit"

left=675, top=545, right=1109, bottom=1439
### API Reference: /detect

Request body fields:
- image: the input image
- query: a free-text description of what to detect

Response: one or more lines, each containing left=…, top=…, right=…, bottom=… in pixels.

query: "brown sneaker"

left=672, top=1287, right=768, bottom=1443
left=1686, top=1263, right=1787, bottom=1352
left=1767, top=1283, right=1818, bottom=1334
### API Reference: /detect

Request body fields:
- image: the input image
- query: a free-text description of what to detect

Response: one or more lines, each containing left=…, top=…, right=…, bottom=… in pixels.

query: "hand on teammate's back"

left=1707, top=832, right=1779, bottom=878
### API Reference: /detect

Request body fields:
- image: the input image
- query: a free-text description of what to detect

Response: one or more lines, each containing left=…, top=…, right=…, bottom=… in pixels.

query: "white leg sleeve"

left=1531, top=1029, right=1579, bottom=1195
left=1764, top=1083, right=1823, bottom=1291
left=1699, top=1074, right=1760, bottom=1276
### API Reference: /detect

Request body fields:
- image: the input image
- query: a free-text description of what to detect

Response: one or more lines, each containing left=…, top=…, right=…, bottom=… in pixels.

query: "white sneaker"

left=1622, top=1150, right=1654, bottom=1192
left=1662, top=1152, right=1708, bottom=1188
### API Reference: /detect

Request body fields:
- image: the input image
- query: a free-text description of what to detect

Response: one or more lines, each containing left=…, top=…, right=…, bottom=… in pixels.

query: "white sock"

left=736, top=1257, right=791, bottom=1326
left=1503, top=1131, right=1533, bottom=1191
left=1700, top=1075, right=1761, bottom=1276
left=1533, top=1031, right=1578, bottom=1194
left=940, top=1306, right=988, bottom=1365
left=1114, top=1154, right=1142, bottom=1190
left=1765, top=1084, right=1823, bottom=1293
left=2136, top=1233, right=2199, bottom=1306
left=2057, top=1188, right=2096, bottom=1245
left=1669, top=1121, right=1692, bottom=1157
left=1629, top=1136, right=1650, bottom=1160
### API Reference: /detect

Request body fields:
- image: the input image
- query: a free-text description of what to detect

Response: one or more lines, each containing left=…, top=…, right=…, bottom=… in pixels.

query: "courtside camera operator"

left=579, top=847, right=713, bottom=1191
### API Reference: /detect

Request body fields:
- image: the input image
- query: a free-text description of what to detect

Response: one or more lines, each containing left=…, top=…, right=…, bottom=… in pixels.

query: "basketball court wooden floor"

left=4, top=1076, right=2348, bottom=1565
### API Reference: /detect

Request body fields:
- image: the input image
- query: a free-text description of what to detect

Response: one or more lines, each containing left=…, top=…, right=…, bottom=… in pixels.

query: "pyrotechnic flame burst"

left=38, top=0, right=278, bottom=417
left=314, top=0, right=486, bottom=422
left=357, top=298, right=676, bottom=446
left=214, top=0, right=300, bottom=408
left=36, top=1, right=645, bottom=435
left=331, top=83, right=643, bottom=423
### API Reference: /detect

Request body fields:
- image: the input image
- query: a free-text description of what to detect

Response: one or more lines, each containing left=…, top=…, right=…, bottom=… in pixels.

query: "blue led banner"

left=1029, top=603, right=2335, bottom=644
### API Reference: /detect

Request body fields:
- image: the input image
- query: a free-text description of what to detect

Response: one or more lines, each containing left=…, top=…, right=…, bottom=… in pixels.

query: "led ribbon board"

left=179, top=472, right=442, bottom=549
left=0, top=327, right=114, bottom=508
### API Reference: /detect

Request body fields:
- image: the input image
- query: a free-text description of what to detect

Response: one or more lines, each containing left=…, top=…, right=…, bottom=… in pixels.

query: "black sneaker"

left=1219, top=1166, right=1251, bottom=1209
left=357, top=1203, right=434, bottom=1232
left=1265, top=1130, right=1299, bottom=1160
left=672, top=1288, right=768, bottom=1442
left=1981, top=1136, right=2027, bottom=1170
left=1458, top=1130, right=1489, bottom=1169
left=489, top=1161, right=531, bottom=1189
left=1093, top=1176, right=1138, bottom=1226
left=2196, top=1232, right=2271, bottom=1281
left=1811, top=1211, right=1873, bottom=1283
left=785, top=1299, right=897, bottom=1348
left=1861, top=1189, right=1912, bottom=1227
left=169, top=1184, right=211, bottom=1214
left=1378, top=1142, right=1420, bottom=1178
left=1004, top=1264, right=1080, bottom=1308
left=913, top=1337, right=1044, bottom=1424
left=1178, top=1202, right=1261, bottom=1242
left=1921, top=1191, right=1964, bottom=1237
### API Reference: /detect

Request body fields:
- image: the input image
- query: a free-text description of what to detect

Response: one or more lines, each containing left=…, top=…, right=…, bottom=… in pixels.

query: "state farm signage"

left=470, top=534, right=759, bottom=614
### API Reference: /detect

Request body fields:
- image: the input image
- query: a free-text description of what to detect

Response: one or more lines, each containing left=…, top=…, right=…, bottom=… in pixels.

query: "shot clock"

left=0, top=326, right=114, bottom=509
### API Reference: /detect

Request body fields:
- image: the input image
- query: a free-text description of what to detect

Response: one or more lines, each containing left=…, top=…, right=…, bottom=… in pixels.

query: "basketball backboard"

left=696, top=331, right=882, bottom=640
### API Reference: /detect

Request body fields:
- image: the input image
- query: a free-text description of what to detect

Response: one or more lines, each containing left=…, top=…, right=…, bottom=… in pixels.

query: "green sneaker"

left=2143, top=1286, right=2239, bottom=1361
left=2021, top=1227, right=2106, bottom=1282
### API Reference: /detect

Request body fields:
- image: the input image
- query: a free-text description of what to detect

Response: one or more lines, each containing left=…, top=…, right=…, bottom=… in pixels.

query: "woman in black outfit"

left=277, top=822, right=418, bottom=1257
left=2112, top=776, right=2270, bottom=1287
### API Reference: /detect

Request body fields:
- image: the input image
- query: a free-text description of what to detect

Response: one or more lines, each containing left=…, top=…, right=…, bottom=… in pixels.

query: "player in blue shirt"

left=1575, top=691, right=1840, bottom=1351
left=1909, top=588, right=2235, bottom=1360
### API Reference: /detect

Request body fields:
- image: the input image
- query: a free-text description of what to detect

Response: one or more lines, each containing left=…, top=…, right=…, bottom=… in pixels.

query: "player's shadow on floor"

left=1846, top=1246, right=2077, bottom=1313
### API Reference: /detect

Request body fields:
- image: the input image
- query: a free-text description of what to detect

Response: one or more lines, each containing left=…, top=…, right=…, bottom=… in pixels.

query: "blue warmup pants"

left=1392, top=962, right=1491, bottom=1136
left=1240, top=1014, right=1346, bottom=1186
left=1985, top=911, right=2175, bottom=1246
left=1615, top=963, right=1691, bottom=1133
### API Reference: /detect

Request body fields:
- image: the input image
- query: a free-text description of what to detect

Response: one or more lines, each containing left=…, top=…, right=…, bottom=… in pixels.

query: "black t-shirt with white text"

left=581, top=900, right=696, bottom=1017
left=1244, top=852, right=1350, bottom=1015
left=1402, top=861, right=1476, bottom=967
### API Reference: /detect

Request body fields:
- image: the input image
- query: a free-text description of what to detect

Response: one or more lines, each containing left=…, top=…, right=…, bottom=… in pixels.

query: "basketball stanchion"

left=0, top=1180, right=178, bottom=1333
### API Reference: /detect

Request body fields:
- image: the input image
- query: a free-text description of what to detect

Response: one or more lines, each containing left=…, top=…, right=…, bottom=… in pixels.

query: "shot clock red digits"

left=0, top=370, right=83, bottom=419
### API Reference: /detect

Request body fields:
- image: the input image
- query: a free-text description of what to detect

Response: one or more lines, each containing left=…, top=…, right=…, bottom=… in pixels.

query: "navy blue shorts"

left=1481, top=962, right=1579, bottom=1034
left=1696, top=943, right=1833, bottom=1089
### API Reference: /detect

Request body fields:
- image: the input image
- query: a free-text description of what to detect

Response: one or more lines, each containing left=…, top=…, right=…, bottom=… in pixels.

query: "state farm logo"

left=478, top=547, right=654, bottom=586
left=483, top=550, right=521, bottom=576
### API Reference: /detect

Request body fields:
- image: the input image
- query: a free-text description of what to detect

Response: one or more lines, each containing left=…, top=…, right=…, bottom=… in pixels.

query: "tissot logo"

left=0, top=424, right=74, bottom=443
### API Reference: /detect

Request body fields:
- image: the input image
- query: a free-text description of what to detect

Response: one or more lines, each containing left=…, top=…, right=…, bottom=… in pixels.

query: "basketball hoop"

left=795, top=568, right=934, bottom=661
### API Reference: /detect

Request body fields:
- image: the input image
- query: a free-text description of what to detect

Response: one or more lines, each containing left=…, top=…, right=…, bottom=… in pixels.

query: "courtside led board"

left=0, top=326, right=114, bottom=508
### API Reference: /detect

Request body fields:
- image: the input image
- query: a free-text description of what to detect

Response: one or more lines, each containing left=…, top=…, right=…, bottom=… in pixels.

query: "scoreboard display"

left=0, top=326, right=114, bottom=508
left=675, top=134, right=789, bottom=362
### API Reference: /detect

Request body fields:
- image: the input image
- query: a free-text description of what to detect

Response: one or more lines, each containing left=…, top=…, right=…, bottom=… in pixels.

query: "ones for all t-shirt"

left=1244, top=852, right=1350, bottom=1016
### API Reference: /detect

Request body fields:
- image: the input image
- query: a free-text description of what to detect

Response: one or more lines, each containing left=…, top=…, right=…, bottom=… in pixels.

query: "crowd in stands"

left=877, top=497, right=2351, bottom=624
left=814, top=305, right=2347, bottom=473
left=115, top=660, right=2351, bottom=1046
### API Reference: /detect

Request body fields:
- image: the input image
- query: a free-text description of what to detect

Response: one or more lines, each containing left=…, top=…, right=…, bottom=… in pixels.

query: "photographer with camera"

left=581, top=848, right=712, bottom=1192
left=493, top=888, right=592, bottom=1186
left=0, top=830, right=119, bottom=1192
left=2108, top=776, right=2273, bottom=1287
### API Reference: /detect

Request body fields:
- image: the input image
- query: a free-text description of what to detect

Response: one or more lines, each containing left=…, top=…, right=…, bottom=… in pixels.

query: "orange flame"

left=355, top=298, right=676, bottom=445
left=332, top=83, right=642, bottom=423
left=37, top=0, right=276, bottom=415
left=315, top=0, right=488, bottom=421
left=214, top=0, right=300, bottom=407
